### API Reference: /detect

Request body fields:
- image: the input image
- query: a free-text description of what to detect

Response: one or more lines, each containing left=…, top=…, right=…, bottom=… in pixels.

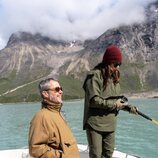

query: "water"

left=0, top=99, right=158, bottom=158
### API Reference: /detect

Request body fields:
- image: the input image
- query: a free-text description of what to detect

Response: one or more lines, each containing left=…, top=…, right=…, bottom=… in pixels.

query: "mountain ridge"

left=0, top=1, right=158, bottom=103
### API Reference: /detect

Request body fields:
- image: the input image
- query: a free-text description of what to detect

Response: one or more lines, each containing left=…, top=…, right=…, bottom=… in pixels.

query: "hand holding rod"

left=106, top=96, right=158, bottom=126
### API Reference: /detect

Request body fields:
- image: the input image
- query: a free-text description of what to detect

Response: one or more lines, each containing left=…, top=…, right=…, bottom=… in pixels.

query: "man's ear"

left=42, top=91, right=49, bottom=98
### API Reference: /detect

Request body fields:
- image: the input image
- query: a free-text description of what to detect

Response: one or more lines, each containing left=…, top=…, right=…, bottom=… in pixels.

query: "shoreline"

left=0, top=91, right=158, bottom=104
left=125, top=91, right=158, bottom=99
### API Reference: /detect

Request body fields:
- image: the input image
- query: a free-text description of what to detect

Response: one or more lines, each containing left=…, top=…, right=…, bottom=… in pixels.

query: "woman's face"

left=108, top=63, right=121, bottom=83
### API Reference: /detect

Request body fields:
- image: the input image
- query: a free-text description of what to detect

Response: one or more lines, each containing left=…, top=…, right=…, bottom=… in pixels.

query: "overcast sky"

left=0, top=0, right=156, bottom=49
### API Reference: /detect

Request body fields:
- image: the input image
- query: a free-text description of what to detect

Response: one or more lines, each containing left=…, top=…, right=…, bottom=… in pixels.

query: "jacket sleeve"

left=28, top=113, right=60, bottom=158
left=85, top=72, right=116, bottom=110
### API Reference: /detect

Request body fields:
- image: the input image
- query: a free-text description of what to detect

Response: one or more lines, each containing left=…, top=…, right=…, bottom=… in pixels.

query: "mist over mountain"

left=0, top=1, right=158, bottom=103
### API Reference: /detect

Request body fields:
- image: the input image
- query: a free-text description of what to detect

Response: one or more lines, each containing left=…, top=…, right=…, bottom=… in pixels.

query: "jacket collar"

left=41, top=99, right=62, bottom=112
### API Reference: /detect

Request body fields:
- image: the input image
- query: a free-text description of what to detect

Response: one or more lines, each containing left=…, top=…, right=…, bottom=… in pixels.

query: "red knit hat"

left=102, top=45, right=122, bottom=64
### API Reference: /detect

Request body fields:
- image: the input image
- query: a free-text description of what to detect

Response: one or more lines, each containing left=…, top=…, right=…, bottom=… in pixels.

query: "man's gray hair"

left=38, top=78, right=58, bottom=95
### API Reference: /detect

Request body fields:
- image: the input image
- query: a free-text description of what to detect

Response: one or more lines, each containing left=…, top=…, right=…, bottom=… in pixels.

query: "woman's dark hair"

left=94, top=63, right=109, bottom=89
left=94, top=62, right=120, bottom=88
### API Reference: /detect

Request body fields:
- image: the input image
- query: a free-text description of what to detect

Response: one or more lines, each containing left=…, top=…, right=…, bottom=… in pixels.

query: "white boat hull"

left=0, top=144, right=140, bottom=158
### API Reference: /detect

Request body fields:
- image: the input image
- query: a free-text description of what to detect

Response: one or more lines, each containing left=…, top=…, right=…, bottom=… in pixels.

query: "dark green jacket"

left=83, top=69, right=121, bottom=132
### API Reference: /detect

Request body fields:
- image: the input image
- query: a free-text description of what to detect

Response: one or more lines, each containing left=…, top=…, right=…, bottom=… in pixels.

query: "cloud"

left=0, top=0, right=156, bottom=49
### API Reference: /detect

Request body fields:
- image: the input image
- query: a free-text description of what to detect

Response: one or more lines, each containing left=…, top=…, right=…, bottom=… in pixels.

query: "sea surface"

left=0, top=99, right=158, bottom=158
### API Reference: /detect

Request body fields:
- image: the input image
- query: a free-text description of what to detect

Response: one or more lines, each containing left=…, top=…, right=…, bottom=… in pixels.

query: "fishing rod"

left=136, top=110, right=158, bottom=126
left=121, top=105, right=158, bottom=126
left=106, top=95, right=158, bottom=126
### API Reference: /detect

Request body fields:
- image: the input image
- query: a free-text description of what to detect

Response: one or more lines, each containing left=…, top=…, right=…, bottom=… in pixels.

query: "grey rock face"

left=0, top=1, right=158, bottom=99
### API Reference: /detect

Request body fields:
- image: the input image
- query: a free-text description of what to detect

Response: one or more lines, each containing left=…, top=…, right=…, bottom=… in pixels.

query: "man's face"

left=44, top=80, right=63, bottom=104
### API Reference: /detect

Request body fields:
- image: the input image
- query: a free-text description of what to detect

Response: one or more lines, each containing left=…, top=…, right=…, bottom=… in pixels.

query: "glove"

left=123, top=105, right=138, bottom=115
left=114, top=99, right=126, bottom=110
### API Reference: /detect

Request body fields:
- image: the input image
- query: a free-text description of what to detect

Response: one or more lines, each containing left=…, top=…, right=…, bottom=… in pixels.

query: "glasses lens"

left=55, top=87, right=62, bottom=92
left=46, top=87, right=62, bottom=92
left=114, top=63, right=121, bottom=67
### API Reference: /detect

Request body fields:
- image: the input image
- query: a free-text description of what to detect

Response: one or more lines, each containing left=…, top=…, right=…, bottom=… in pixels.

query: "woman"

left=83, top=45, right=137, bottom=158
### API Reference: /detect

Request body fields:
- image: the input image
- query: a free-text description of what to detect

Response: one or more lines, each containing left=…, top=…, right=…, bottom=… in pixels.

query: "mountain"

left=0, top=2, right=158, bottom=103
left=63, top=1, right=158, bottom=91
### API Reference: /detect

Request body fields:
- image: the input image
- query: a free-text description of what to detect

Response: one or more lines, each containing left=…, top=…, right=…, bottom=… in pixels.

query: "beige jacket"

left=29, top=104, right=80, bottom=158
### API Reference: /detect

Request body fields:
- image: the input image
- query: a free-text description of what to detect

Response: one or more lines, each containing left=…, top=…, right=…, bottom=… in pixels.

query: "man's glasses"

left=46, top=87, right=63, bottom=92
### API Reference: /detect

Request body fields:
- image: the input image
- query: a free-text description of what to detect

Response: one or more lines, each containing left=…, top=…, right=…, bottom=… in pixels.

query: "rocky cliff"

left=0, top=2, right=158, bottom=102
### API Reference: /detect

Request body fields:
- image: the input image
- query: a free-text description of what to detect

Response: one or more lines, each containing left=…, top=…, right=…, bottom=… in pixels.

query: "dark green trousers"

left=86, top=128, right=115, bottom=158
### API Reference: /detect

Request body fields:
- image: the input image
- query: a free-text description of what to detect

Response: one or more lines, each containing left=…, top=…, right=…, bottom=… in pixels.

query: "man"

left=28, top=78, right=80, bottom=158
left=83, top=45, right=137, bottom=158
